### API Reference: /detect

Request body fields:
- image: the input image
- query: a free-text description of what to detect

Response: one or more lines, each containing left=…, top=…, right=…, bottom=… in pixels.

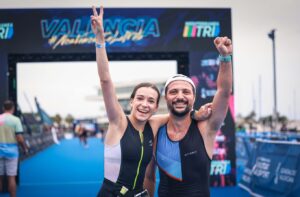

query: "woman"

left=91, top=6, right=211, bottom=197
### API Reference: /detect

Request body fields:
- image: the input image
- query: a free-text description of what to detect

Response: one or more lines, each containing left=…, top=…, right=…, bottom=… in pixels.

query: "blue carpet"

left=19, top=138, right=103, bottom=197
left=1, top=137, right=250, bottom=197
left=20, top=138, right=104, bottom=185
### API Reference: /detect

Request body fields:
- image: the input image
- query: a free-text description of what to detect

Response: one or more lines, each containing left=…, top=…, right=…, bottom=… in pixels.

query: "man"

left=155, top=36, right=232, bottom=197
left=75, top=123, right=89, bottom=148
left=0, top=100, right=28, bottom=197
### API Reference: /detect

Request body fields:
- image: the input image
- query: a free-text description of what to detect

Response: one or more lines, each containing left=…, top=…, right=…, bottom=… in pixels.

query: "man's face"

left=165, top=80, right=195, bottom=117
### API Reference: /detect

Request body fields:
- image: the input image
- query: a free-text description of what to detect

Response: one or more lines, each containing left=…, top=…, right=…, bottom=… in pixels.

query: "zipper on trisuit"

left=132, top=131, right=144, bottom=190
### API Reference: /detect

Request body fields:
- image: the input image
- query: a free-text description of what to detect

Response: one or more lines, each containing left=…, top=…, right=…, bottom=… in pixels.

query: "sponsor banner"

left=210, top=127, right=236, bottom=186
left=0, top=8, right=231, bottom=53
left=236, top=134, right=256, bottom=167
left=239, top=140, right=300, bottom=197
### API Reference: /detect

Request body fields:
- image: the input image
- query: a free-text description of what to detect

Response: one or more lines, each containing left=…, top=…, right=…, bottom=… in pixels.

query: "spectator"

left=0, top=100, right=28, bottom=197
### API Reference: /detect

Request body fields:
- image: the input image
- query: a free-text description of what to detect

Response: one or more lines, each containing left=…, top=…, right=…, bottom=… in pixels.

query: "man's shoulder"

left=1, top=113, right=22, bottom=127
left=6, top=114, right=21, bottom=122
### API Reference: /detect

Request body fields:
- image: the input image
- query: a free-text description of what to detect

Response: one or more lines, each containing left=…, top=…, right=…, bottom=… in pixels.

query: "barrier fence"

left=236, top=132, right=300, bottom=197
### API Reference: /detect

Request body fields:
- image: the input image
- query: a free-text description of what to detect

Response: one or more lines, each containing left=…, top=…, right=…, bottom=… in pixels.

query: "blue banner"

left=239, top=139, right=300, bottom=197
left=236, top=134, right=256, bottom=167
left=35, top=97, right=53, bottom=125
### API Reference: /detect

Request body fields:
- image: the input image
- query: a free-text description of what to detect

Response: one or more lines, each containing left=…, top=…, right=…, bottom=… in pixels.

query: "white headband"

left=164, top=74, right=196, bottom=93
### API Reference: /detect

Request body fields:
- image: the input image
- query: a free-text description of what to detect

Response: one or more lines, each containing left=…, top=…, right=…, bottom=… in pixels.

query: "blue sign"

left=0, top=23, right=14, bottom=39
left=239, top=140, right=300, bottom=197
left=40, top=17, right=160, bottom=49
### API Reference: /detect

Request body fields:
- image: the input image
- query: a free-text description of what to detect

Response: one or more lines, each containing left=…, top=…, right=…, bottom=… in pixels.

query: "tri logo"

left=0, top=23, right=14, bottom=40
left=183, top=21, right=220, bottom=38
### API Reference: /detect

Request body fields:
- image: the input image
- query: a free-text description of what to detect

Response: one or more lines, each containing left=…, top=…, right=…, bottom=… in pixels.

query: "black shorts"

left=79, top=131, right=87, bottom=138
left=97, top=178, right=147, bottom=197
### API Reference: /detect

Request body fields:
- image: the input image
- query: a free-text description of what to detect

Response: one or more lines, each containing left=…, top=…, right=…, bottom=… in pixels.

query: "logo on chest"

left=184, top=150, right=198, bottom=157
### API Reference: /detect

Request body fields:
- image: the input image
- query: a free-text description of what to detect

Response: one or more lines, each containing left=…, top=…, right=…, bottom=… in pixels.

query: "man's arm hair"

left=207, top=60, right=232, bottom=133
left=206, top=37, right=233, bottom=135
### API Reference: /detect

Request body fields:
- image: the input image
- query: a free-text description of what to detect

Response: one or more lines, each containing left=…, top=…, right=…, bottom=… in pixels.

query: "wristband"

left=95, top=42, right=106, bottom=48
left=218, top=54, right=232, bottom=62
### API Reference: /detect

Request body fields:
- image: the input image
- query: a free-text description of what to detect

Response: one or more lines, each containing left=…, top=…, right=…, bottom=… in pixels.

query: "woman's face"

left=130, top=87, right=159, bottom=122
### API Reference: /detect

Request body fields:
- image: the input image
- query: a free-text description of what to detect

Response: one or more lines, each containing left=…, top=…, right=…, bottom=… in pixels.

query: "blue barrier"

left=238, top=139, right=300, bottom=197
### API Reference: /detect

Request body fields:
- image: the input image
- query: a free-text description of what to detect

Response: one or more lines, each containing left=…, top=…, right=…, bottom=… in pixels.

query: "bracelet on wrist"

left=218, top=54, right=232, bottom=62
left=95, top=42, right=106, bottom=48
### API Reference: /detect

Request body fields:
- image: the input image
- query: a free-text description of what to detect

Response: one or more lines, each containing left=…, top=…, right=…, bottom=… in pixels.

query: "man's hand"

left=23, top=147, right=29, bottom=156
left=192, top=103, right=212, bottom=121
left=214, top=37, right=232, bottom=56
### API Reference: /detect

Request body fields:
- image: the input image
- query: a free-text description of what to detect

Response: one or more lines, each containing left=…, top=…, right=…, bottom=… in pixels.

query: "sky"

left=2, top=0, right=300, bottom=120
left=229, top=1, right=300, bottom=120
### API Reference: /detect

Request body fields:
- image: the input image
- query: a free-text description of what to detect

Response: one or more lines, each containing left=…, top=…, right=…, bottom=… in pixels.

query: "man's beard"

left=168, top=99, right=191, bottom=117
